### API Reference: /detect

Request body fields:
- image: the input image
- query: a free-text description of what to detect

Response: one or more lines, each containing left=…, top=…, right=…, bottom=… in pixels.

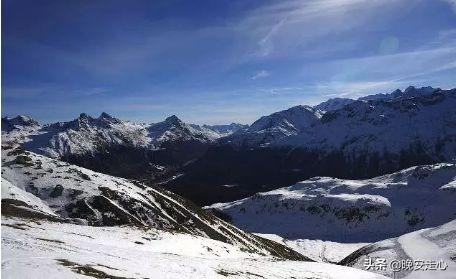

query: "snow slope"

left=314, top=97, right=355, bottom=113
left=255, top=233, right=368, bottom=263
left=202, top=123, right=248, bottom=137
left=224, top=105, right=322, bottom=146
left=208, top=163, right=456, bottom=242
left=1, top=217, right=387, bottom=279
left=0, top=147, right=306, bottom=260
left=340, top=219, right=456, bottom=279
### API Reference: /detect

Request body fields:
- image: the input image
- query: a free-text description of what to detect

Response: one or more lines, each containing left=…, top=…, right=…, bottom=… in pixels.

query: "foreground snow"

left=1, top=217, right=387, bottom=279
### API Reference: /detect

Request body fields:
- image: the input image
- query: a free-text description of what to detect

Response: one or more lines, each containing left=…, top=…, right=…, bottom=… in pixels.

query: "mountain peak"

left=164, top=115, right=183, bottom=125
left=1, top=115, right=39, bottom=131
left=79, top=113, right=91, bottom=119
left=16, top=115, right=33, bottom=121
left=359, top=85, right=440, bottom=102
left=246, top=104, right=321, bottom=137
left=99, top=112, right=113, bottom=119
left=9, top=115, right=39, bottom=125
left=404, top=86, right=416, bottom=93
left=314, top=98, right=355, bottom=112
left=291, top=104, right=313, bottom=110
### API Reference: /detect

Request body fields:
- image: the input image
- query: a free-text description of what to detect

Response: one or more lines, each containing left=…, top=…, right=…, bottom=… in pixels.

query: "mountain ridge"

left=207, top=162, right=456, bottom=242
left=1, top=147, right=307, bottom=260
left=4, top=86, right=456, bottom=206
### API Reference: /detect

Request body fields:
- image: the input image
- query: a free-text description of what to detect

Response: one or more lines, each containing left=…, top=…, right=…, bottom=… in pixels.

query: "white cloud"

left=257, top=18, right=287, bottom=57
left=441, top=0, right=456, bottom=13
left=240, top=0, right=396, bottom=59
left=250, top=70, right=270, bottom=80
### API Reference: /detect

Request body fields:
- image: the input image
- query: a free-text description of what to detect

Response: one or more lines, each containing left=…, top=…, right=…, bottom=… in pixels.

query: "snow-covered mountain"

left=1, top=113, right=235, bottom=182
left=340, top=219, right=456, bottom=279
left=359, top=86, right=440, bottom=102
left=0, top=134, right=391, bottom=279
left=1, top=115, right=39, bottom=132
left=224, top=105, right=322, bottom=146
left=312, top=86, right=441, bottom=114
left=308, top=87, right=439, bottom=116
left=169, top=87, right=456, bottom=206
left=1, top=147, right=306, bottom=260
left=202, top=123, right=248, bottom=137
left=2, top=113, right=221, bottom=158
left=282, top=88, right=456, bottom=156
left=226, top=87, right=456, bottom=155
left=4, top=86, right=456, bottom=207
left=314, top=97, right=355, bottom=113
left=208, top=163, right=456, bottom=242
left=148, top=115, right=222, bottom=144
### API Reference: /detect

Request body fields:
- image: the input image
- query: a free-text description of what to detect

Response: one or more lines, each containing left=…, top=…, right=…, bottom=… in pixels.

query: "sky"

left=2, top=0, right=456, bottom=124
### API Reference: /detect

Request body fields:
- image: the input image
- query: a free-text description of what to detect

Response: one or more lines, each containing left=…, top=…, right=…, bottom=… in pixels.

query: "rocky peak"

left=314, top=98, right=355, bottom=113
left=98, top=112, right=120, bottom=124
left=164, top=115, right=184, bottom=127
left=1, top=115, right=40, bottom=132
left=78, top=113, right=90, bottom=119
left=249, top=105, right=320, bottom=133
left=99, top=112, right=113, bottom=119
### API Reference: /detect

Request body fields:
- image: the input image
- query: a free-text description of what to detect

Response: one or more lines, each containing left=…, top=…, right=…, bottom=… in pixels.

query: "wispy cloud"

left=240, top=0, right=397, bottom=59
left=441, top=0, right=456, bottom=13
left=250, top=70, right=270, bottom=80
left=78, top=87, right=110, bottom=96
left=257, top=18, right=287, bottom=57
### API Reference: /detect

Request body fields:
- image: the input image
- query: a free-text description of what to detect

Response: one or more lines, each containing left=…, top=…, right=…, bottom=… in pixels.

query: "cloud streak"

left=250, top=70, right=270, bottom=80
left=442, top=0, right=456, bottom=13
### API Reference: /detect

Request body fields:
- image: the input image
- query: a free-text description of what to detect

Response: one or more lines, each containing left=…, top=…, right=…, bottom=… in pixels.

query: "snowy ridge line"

left=0, top=147, right=307, bottom=260
left=223, top=87, right=456, bottom=154
left=1, top=112, right=245, bottom=159
left=147, top=184, right=309, bottom=257
left=147, top=185, right=264, bottom=250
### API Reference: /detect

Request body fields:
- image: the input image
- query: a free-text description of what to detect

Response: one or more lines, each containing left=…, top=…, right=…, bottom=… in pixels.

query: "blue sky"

left=3, top=0, right=456, bottom=124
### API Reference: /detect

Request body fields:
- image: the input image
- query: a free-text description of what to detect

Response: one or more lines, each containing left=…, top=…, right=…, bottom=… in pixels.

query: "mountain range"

left=3, top=86, right=456, bottom=207
left=169, top=86, right=456, bottom=205
left=2, top=112, right=246, bottom=183
left=3, top=85, right=456, bottom=278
